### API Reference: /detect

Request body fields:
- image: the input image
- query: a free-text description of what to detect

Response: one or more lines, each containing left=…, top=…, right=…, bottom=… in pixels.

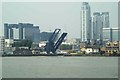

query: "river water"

left=2, top=56, right=118, bottom=78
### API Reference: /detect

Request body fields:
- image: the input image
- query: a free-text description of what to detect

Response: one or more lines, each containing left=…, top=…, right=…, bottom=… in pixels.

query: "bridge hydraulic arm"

left=45, top=29, right=67, bottom=54
left=52, top=33, right=67, bottom=53
left=49, top=29, right=61, bottom=42
left=45, top=29, right=61, bottom=54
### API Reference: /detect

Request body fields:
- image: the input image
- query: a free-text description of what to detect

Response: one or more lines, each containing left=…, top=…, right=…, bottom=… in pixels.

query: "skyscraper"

left=92, top=12, right=103, bottom=41
left=81, top=2, right=91, bottom=43
left=101, top=12, right=109, bottom=28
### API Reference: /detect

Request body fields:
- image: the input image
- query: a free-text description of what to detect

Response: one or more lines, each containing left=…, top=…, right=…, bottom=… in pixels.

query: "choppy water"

left=2, top=56, right=118, bottom=78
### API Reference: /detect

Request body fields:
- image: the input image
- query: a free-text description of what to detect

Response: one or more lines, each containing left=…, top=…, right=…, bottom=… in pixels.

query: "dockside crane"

left=45, top=29, right=67, bottom=54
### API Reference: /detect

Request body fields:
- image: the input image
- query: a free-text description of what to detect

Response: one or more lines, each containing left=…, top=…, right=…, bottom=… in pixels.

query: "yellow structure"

left=105, top=41, right=120, bottom=55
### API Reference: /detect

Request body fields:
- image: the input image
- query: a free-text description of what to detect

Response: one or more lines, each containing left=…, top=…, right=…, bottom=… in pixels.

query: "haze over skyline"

left=1, top=2, right=118, bottom=39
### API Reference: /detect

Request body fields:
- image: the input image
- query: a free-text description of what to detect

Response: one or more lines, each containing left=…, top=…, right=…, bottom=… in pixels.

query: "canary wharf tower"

left=81, top=2, right=91, bottom=43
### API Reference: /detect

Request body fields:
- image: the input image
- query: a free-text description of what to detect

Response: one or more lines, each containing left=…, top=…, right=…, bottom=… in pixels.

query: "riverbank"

left=2, top=53, right=120, bottom=57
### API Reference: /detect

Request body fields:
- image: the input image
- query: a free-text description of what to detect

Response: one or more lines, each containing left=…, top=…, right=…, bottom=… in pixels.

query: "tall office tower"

left=4, top=23, right=40, bottom=42
left=0, top=36, right=5, bottom=55
left=9, top=28, right=13, bottom=39
left=4, top=23, right=9, bottom=39
left=81, top=2, right=91, bottom=43
left=92, top=12, right=103, bottom=42
left=4, top=23, right=16, bottom=39
left=18, top=23, right=24, bottom=40
left=101, top=12, right=109, bottom=28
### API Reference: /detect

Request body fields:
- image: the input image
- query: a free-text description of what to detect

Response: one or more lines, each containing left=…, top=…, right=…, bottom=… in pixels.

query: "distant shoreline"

left=2, top=54, right=119, bottom=57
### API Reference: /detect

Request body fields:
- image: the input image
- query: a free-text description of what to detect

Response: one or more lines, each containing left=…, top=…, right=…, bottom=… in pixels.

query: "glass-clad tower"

left=101, top=12, right=109, bottom=28
left=81, top=2, right=91, bottom=43
left=92, top=12, right=103, bottom=41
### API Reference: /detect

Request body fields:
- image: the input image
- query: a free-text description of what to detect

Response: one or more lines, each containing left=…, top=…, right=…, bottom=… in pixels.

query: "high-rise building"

left=103, top=28, right=119, bottom=42
left=81, top=2, right=91, bottom=43
left=40, top=32, right=54, bottom=41
left=4, top=24, right=9, bottom=39
left=0, top=36, right=5, bottom=55
left=92, top=12, right=103, bottom=41
left=4, top=23, right=40, bottom=42
left=101, top=12, right=109, bottom=28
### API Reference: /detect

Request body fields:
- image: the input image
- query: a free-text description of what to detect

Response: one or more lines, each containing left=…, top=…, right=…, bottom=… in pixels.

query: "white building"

left=81, top=2, right=91, bottom=42
left=101, top=12, right=109, bottom=28
left=92, top=12, right=103, bottom=41
left=85, top=48, right=99, bottom=54
left=39, top=41, right=46, bottom=48
left=0, top=36, right=5, bottom=55
left=13, top=28, right=19, bottom=39
left=5, top=39, right=14, bottom=47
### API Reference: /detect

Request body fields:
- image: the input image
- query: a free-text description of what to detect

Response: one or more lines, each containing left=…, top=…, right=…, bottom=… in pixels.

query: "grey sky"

left=1, top=2, right=118, bottom=39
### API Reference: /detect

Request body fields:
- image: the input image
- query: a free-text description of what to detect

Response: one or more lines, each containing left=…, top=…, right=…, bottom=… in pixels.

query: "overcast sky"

left=1, top=2, right=118, bottom=39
